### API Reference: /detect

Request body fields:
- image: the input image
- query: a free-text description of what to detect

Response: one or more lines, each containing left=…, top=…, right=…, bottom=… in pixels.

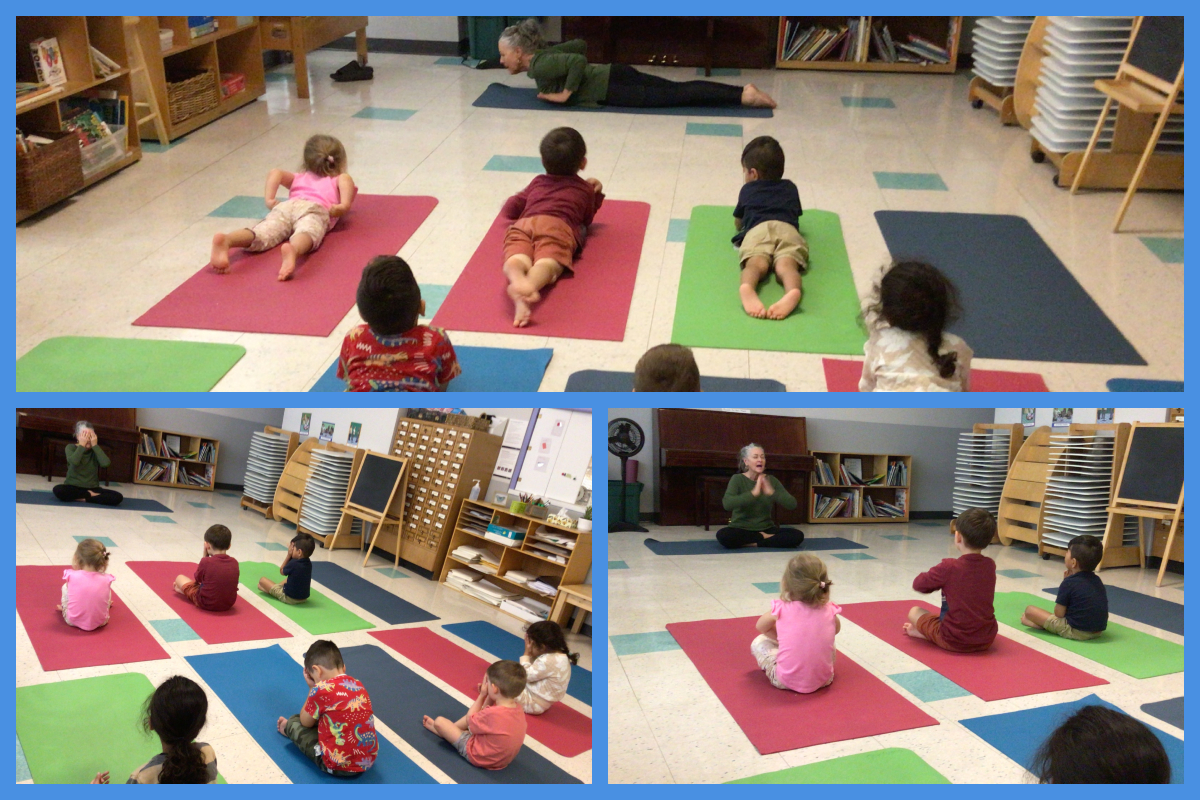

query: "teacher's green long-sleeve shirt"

left=722, top=473, right=797, bottom=531
left=64, top=444, right=110, bottom=489
left=527, top=39, right=611, bottom=106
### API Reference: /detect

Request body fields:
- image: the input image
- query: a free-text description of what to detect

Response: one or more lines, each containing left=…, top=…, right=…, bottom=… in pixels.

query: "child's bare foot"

left=902, top=622, right=927, bottom=640
left=740, top=284, right=767, bottom=318
left=1020, top=614, right=1036, bottom=628
left=277, top=716, right=289, bottom=735
left=767, top=288, right=802, bottom=319
left=513, top=297, right=533, bottom=328
left=742, top=84, right=777, bottom=109
left=278, top=243, right=297, bottom=281
left=55, top=604, right=62, bottom=612
left=421, top=715, right=437, bottom=733
left=211, top=233, right=231, bottom=273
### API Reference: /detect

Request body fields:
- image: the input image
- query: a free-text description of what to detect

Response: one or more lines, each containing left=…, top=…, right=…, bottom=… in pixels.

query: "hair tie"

left=819, top=581, right=826, bottom=588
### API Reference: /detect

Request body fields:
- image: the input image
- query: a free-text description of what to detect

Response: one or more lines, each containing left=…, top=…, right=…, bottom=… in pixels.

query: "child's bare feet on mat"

left=902, top=622, right=927, bottom=640
left=421, top=715, right=437, bottom=733
left=742, top=84, right=777, bottom=108
left=55, top=604, right=62, bottom=612
left=277, top=716, right=289, bottom=735
left=211, top=233, right=231, bottom=273
left=513, top=297, right=534, bottom=327
left=767, top=288, right=802, bottom=319
left=740, top=284, right=767, bottom=318
left=278, top=243, right=297, bottom=281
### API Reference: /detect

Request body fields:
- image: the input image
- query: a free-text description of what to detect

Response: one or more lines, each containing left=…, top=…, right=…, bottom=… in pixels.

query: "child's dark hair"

left=304, top=639, right=345, bottom=673
left=633, top=344, right=701, bottom=392
left=143, top=676, right=209, bottom=784
left=1031, top=705, right=1170, bottom=783
left=486, top=660, right=527, bottom=699
left=356, top=255, right=422, bottom=336
left=866, top=261, right=961, bottom=380
left=525, top=620, right=580, bottom=665
left=741, top=136, right=785, bottom=181
left=204, top=524, right=232, bottom=551
left=1067, top=534, right=1103, bottom=572
left=954, top=507, right=995, bottom=550
left=540, top=127, right=587, bottom=176
left=303, top=134, right=347, bottom=178
left=291, top=532, right=316, bottom=558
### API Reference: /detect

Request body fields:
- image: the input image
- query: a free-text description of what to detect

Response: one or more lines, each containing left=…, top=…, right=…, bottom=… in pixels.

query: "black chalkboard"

left=348, top=453, right=405, bottom=515
left=1127, top=17, right=1184, bottom=85
left=1117, top=426, right=1184, bottom=505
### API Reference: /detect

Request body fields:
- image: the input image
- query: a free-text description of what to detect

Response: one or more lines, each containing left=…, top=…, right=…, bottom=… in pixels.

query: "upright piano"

left=16, top=409, right=140, bottom=482
left=655, top=409, right=813, bottom=526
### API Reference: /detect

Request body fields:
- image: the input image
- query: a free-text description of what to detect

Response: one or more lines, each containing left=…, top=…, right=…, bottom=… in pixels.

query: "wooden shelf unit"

left=809, top=451, right=911, bottom=523
left=134, top=426, right=219, bottom=492
left=438, top=500, right=593, bottom=624
left=777, top=16, right=961, bottom=73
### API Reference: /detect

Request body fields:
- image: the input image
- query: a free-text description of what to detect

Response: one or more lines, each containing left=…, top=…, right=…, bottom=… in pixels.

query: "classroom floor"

left=608, top=521, right=1183, bottom=784
left=14, top=51, right=1184, bottom=391
left=15, top=473, right=592, bottom=784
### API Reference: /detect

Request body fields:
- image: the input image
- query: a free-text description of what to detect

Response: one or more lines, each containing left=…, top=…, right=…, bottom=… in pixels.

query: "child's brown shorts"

left=915, top=611, right=992, bottom=653
left=503, top=215, right=577, bottom=270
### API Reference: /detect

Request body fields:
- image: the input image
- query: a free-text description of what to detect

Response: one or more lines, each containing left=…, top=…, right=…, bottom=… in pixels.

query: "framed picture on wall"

left=348, top=422, right=361, bottom=446
left=319, top=422, right=335, bottom=442
left=1052, top=408, right=1073, bottom=426
left=1021, top=408, right=1036, bottom=425
left=300, top=413, right=311, bottom=434
left=1097, top=408, right=1115, bottom=423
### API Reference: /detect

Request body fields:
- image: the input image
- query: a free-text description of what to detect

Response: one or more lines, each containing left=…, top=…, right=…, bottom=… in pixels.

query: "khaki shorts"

left=248, top=199, right=331, bottom=252
left=503, top=215, right=577, bottom=271
left=268, top=583, right=306, bottom=605
left=739, top=220, right=809, bottom=272
left=1042, top=614, right=1104, bottom=641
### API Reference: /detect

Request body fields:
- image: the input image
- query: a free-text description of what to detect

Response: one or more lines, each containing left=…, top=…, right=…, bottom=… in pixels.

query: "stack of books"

left=198, top=442, right=216, bottom=462
left=863, top=495, right=905, bottom=518
left=17, top=81, right=62, bottom=110
left=813, top=491, right=857, bottom=518
left=500, top=596, right=552, bottom=623
left=887, top=460, right=909, bottom=486
left=897, top=34, right=950, bottom=64
left=447, top=567, right=484, bottom=591
left=462, top=579, right=517, bottom=607
left=813, top=458, right=837, bottom=486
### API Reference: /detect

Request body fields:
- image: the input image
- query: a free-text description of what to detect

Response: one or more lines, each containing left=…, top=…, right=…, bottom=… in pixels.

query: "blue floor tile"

left=74, top=535, right=116, bottom=547
left=16, top=735, right=31, bottom=782
left=832, top=552, right=876, bottom=561
left=188, top=501, right=214, bottom=509
left=1139, top=236, right=1183, bottom=263
left=419, top=283, right=452, bottom=319
left=610, top=631, right=680, bottom=656
left=353, top=107, right=417, bottom=121
left=997, top=568, right=1041, bottom=579
left=264, top=71, right=291, bottom=82
left=434, top=56, right=463, bottom=66
left=257, top=541, right=288, bottom=551
left=140, top=136, right=184, bottom=153
left=208, top=195, right=268, bottom=218
left=374, top=567, right=409, bottom=579
left=1107, top=378, right=1184, bottom=392
left=842, top=96, right=896, bottom=108
left=143, top=515, right=175, bottom=524
left=686, top=122, right=743, bottom=137
left=881, top=534, right=918, bottom=541
left=609, top=560, right=629, bottom=570
left=483, top=154, right=544, bottom=173
left=753, top=581, right=780, bottom=593
left=667, top=218, right=690, bottom=242
left=699, top=67, right=742, bottom=76
left=217, top=491, right=241, bottom=498
left=149, top=618, right=202, bottom=643
left=874, top=171, right=948, bottom=191
left=889, top=669, right=971, bottom=702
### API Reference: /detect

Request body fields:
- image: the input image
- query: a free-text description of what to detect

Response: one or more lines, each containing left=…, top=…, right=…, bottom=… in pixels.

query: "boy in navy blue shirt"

left=733, top=136, right=806, bottom=320
left=257, top=533, right=314, bottom=605
left=1021, top=534, right=1108, bottom=640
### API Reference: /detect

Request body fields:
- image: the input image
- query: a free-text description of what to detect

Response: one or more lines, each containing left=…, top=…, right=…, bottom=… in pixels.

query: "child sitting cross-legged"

left=423, top=660, right=528, bottom=770
left=1031, top=705, right=1170, bottom=783
left=518, top=620, right=579, bottom=715
left=1021, top=533, right=1108, bottom=640
left=257, top=533, right=314, bottom=605
left=752, top=553, right=841, bottom=692
left=57, top=537, right=114, bottom=631
left=173, top=524, right=238, bottom=612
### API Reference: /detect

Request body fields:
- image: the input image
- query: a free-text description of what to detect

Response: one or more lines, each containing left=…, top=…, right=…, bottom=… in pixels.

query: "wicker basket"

left=166, top=69, right=221, bottom=124
left=16, top=133, right=84, bottom=213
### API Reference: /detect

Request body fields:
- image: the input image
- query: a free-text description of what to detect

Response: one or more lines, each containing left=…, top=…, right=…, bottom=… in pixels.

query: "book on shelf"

left=89, top=46, right=121, bottom=79
left=62, top=110, right=112, bottom=147
left=198, top=442, right=216, bottom=463
left=139, top=432, right=157, bottom=456
left=887, top=460, right=909, bottom=486
left=188, top=17, right=217, bottom=39
left=30, top=37, right=67, bottom=86
left=163, top=435, right=182, bottom=458
left=483, top=531, right=521, bottom=548
left=16, top=81, right=62, bottom=110
left=814, top=490, right=858, bottom=518
left=813, top=458, right=836, bottom=486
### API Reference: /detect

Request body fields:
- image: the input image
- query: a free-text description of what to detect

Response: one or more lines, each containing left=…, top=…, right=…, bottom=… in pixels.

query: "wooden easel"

left=340, top=451, right=409, bottom=566
left=1071, top=16, right=1184, bottom=232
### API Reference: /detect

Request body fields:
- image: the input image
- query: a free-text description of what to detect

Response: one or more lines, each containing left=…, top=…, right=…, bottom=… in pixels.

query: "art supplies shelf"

left=134, top=426, right=219, bottom=492
left=809, top=452, right=911, bottom=523
left=777, top=17, right=961, bottom=73
left=439, top=500, right=593, bottom=624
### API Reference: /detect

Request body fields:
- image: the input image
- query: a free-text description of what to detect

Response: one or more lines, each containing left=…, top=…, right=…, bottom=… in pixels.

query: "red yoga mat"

left=370, top=627, right=592, bottom=758
left=126, top=561, right=291, bottom=645
left=432, top=201, right=650, bottom=340
left=823, top=358, right=1049, bottom=392
left=666, top=616, right=938, bottom=755
left=134, top=195, right=438, bottom=336
left=839, top=600, right=1108, bottom=701
left=16, top=565, right=169, bottom=671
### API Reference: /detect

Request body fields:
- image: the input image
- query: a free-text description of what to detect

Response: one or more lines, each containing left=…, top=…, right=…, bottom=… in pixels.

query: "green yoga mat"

left=994, top=592, right=1184, bottom=679
left=728, top=748, right=950, bottom=784
left=239, top=561, right=374, bottom=635
left=671, top=207, right=867, bottom=354
left=16, top=337, right=246, bottom=392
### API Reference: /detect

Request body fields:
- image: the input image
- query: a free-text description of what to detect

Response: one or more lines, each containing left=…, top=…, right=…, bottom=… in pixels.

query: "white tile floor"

left=608, top=521, right=1183, bottom=784
left=14, top=51, right=1184, bottom=390
left=15, top=473, right=592, bottom=784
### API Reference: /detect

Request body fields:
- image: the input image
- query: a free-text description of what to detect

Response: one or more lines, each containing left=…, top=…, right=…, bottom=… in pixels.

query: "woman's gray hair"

left=499, top=18, right=545, bottom=53
left=74, top=420, right=95, bottom=438
left=737, top=443, right=764, bottom=471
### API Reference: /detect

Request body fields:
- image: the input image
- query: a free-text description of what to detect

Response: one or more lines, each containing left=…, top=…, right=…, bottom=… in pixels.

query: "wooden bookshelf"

left=134, top=426, right=219, bottom=492
left=777, top=16, right=961, bottom=73
left=809, top=451, right=911, bottom=523
left=438, top=500, right=592, bottom=625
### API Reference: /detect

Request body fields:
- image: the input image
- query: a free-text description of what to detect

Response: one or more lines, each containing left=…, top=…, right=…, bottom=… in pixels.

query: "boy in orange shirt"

left=422, top=660, right=527, bottom=770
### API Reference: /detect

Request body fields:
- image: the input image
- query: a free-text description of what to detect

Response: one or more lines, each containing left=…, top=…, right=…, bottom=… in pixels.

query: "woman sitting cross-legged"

left=716, top=443, right=804, bottom=549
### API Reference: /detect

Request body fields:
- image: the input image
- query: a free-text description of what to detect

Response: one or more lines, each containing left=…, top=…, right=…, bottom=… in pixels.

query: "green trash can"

left=608, top=480, right=643, bottom=524
left=467, top=16, right=536, bottom=62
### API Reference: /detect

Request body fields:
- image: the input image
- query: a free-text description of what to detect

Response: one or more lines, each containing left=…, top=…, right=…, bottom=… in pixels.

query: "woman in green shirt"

left=52, top=421, right=124, bottom=506
left=718, top=443, right=804, bottom=549
left=498, top=19, right=776, bottom=110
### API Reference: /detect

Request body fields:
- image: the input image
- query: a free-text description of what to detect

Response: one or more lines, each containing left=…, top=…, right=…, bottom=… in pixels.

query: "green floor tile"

left=140, top=136, right=184, bottom=153
left=419, top=283, right=452, bottom=319
left=997, top=568, right=1040, bottom=579
left=73, top=535, right=115, bottom=547
left=1139, top=237, right=1183, bottom=263
left=149, top=618, right=201, bottom=643
left=881, top=534, right=918, bottom=541
left=842, top=96, right=896, bottom=108
left=217, top=491, right=241, bottom=498
left=832, top=552, right=876, bottom=561
left=609, top=560, right=629, bottom=570
left=257, top=541, right=288, bottom=551
left=374, top=567, right=409, bottom=579
left=434, top=56, right=463, bottom=65
left=188, top=501, right=214, bottom=508
left=667, top=218, right=690, bottom=242
left=353, top=106, right=417, bottom=121
left=264, top=71, right=291, bottom=82
left=888, top=669, right=971, bottom=702
left=874, top=171, right=948, bottom=191
left=208, top=195, right=268, bottom=218
left=483, top=154, right=544, bottom=173
left=686, top=122, right=743, bottom=137
left=753, top=581, right=780, bottom=593
left=142, top=515, right=175, bottom=524
left=610, top=631, right=680, bottom=656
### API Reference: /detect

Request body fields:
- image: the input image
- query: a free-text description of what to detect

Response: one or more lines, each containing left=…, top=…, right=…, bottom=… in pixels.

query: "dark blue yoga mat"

left=644, top=537, right=867, bottom=556
left=1107, top=378, right=1184, bottom=392
left=186, top=645, right=435, bottom=784
left=342, top=644, right=582, bottom=784
left=442, top=620, right=592, bottom=704
left=960, top=694, right=1183, bottom=783
left=874, top=212, right=1145, bottom=366
left=1142, top=697, right=1184, bottom=730
left=311, top=562, right=439, bottom=625
left=564, top=369, right=785, bottom=392
left=1042, top=584, right=1183, bottom=636
left=16, top=490, right=172, bottom=512
left=473, top=82, right=773, bottom=118
left=310, top=345, right=553, bottom=392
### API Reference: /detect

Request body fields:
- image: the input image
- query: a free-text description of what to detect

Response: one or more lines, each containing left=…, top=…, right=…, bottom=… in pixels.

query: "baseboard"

left=1145, top=556, right=1184, bottom=576
left=215, top=482, right=242, bottom=492
left=910, top=511, right=954, bottom=520
left=320, top=37, right=466, bottom=57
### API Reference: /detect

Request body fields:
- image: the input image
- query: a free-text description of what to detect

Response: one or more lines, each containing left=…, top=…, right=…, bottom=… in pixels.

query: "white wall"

left=137, top=409, right=285, bottom=488
left=995, top=408, right=1172, bottom=425
left=281, top=408, right=401, bottom=453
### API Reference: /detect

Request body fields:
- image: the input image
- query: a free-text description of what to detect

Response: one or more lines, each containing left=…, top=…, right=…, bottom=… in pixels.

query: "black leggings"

left=716, top=526, right=805, bottom=550
left=604, top=64, right=744, bottom=108
left=53, top=484, right=123, bottom=506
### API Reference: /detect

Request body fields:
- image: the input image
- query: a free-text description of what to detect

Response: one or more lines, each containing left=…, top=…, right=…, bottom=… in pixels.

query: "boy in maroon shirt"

left=173, top=524, right=239, bottom=612
left=904, top=508, right=997, bottom=652
left=501, top=126, right=605, bottom=327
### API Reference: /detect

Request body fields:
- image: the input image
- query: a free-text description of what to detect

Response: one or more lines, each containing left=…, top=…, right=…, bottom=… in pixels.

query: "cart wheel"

left=971, top=98, right=984, bottom=109
left=1031, top=150, right=1046, bottom=164
left=1052, top=173, right=1060, bottom=187
left=1042, top=554, right=1051, bottom=560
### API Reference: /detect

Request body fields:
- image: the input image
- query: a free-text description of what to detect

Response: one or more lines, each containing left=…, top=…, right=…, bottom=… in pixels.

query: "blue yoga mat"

left=960, top=694, right=1183, bottom=783
left=16, top=490, right=172, bottom=512
left=342, top=644, right=582, bottom=784
left=311, top=562, right=439, bottom=625
left=1042, top=584, right=1183, bottom=636
left=874, top=212, right=1144, bottom=365
left=1107, top=378, right=1184, bottom=392
left=1142, top=697, right=1184, bottom=730
left=310, top=345, right=553, bottom=392
left=473, top=82, right=773, bottom=118
left=186, top=645, right=436, bottom=784
left=442, top=621, right=592, bottom=704
left=643, top=537, right=867, bottom=556
left=564, top=369, right=785, bottom=392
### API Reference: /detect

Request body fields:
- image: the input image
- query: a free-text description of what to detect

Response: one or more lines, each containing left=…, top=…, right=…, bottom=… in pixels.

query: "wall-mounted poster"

left=1052, top=408, right=1073, bottom=426
left=1021, top=408, right=1036, bottom=425
left=1097, top=408, right=1115, bottom=423
left=348, top=422, right=362, bottom=446
left=300, top=413, right=312, bottom=434
left=319, top=422, right=335, bottom=442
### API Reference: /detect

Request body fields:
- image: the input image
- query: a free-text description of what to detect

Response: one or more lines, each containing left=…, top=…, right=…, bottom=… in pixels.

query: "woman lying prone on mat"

left=498, top=19, right=776, bottom=110
left=717, top=443, right=804, bottom=549
left=53, top=420, right=123, bottom=506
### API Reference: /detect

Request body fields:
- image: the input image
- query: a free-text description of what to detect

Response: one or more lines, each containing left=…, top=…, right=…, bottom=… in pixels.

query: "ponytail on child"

left=526, top=620, right=580, bottom=665
left=144, top=676, right=210, bottom=784
left=780, top=553, right=832, bottom=606
left=302, top=134, right=347, bottom=178
left=864, top=260, right=961, bottom=380
left=73, top=538, right=110, bottom=572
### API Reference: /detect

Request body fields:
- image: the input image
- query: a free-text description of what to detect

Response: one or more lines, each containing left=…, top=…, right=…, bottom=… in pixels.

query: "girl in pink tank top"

left=58, top=538, right=115, bottom=631
left=751, top=553, right=841, bottom=693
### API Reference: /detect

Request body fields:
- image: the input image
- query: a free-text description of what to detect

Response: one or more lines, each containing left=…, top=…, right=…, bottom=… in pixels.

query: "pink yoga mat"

left=16, top=565, right=169, bottom=671
left=126, top=561, right=291, bottom=645
left=370, top=627, right=592, bottom=758
left=666, top=616, right=938, bottom=755
left=823, top=358, right=1049, bottom=392
left=432, top=201, right=650, bottom=340
left=840, top=600, right=1108, bottom=701
left=134, top=195, right=438, bottom=336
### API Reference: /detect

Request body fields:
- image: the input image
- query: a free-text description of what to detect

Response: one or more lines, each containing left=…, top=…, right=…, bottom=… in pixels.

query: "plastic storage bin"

left=79, top=125, right=127, bottom=178
left=608, top=480, right=643, bottom=524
